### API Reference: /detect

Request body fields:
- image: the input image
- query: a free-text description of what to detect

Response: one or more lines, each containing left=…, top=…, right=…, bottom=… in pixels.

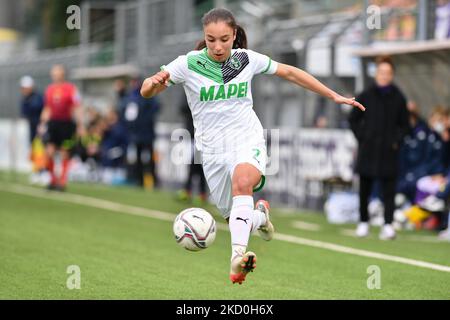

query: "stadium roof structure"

left=71, top=64, right=140, bottom=80
left=353, top=39, right=450, bottom=57
left=353, top=38, right=450, bottom=116
left=259, top=11, right=363, bottom=78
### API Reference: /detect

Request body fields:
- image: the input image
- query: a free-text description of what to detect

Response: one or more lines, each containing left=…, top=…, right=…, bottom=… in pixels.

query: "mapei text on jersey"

left=200, top=82, right=248, bottom=101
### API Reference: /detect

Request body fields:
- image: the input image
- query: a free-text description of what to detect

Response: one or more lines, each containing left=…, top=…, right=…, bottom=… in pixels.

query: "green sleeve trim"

left=261, top=58, right=272, bottom=74
left=253, top=175, right=266, bottom=193
left=160, top=65, right=175, bottom=85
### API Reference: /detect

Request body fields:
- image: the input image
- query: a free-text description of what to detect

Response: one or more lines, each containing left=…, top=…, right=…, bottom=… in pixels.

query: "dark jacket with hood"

left=349, top=83, right=409, bottom=178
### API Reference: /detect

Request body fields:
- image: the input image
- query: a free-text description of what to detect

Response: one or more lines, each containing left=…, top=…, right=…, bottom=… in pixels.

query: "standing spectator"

left=20, top=76, right=44, bottom=143
left=100, top=107, right=128, bottom=184
left=20, top=75, right=46, bottom=184
left=114, top=78, right=128, bottom=113
left=349, top=56, right=409, bottom=240
left=177, top=98, right=208, bottom=203
left=39, top=65, right=84, bottom=191
left=122, top=77, right=160, bottom=188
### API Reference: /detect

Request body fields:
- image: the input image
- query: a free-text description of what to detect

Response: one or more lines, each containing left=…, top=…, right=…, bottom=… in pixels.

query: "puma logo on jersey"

left=197, top=60, right=207, bottom=69
left=236, top=217, right=249, bottom=224
left=200, top=82, right=248, bottom=101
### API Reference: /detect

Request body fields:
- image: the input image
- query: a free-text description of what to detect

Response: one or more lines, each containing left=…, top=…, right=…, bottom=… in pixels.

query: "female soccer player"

left=141, top=8, right=365, bottom=285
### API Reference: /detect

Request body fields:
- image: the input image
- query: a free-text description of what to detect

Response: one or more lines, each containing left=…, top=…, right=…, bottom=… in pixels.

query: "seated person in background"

left=75, top=118, right=104, bottom=172
left=416, top=173, right=450, bottom=231
left=100, top=108, right=128, bottom=185
left=415, top=106, right=450, bottom=203
left=424, top=106, right=450, bottom=176
left=396, top=101, right=430, bottom=204
left=407, top=106, right=450, bottom=230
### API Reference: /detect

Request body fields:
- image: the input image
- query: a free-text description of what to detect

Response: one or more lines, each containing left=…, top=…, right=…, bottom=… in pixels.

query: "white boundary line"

left=1, top=184, right=450, bottom=273
left=339, top=228, right=445, bottom=243
left=291, top=220, right=322, bottom=231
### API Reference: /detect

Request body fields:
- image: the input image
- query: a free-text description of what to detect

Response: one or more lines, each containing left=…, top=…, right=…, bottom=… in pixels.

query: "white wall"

left=0, top=118, right=31, bottom=172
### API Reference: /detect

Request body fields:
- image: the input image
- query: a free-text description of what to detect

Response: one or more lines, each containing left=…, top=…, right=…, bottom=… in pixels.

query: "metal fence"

left=0, top=0, right=448, bottom=211
left=0, top=0, right=447, bottom=123
left=0, top=44, right=102, bottom=118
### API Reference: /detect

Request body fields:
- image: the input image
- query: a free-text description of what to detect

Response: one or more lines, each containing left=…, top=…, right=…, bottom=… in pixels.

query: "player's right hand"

left=141, top=71, right=170, bottom=98
left=148, top=71, right=170, bottom=88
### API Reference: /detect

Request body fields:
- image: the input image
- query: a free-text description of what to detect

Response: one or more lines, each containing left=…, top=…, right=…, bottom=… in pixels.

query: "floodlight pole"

left=114, top=3, right=126, bottom=65
left=79, top=2, right=91, bottom=67
left=362, top=0, right=371, bottom=46
left=359, top=0, right=371, bottom=94
left=418, top=0, right=437, bottom=41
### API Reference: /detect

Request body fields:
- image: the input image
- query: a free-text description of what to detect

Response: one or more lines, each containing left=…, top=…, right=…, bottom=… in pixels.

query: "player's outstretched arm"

left=275, top=63, right=365, bottom=111
left=140, top=71, right=170, bottom=98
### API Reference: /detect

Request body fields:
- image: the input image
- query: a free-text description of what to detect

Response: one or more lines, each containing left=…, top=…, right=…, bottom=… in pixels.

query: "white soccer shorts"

left=202, top=142, right=267, bottom=219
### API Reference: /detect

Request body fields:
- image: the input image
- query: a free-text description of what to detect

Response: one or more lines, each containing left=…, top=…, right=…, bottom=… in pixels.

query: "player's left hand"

left=334, top=95, right=365, bottom=111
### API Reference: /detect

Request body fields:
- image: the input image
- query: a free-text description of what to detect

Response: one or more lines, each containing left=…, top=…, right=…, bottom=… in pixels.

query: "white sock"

left=251, top=209, right=267, bottom=233
left=229, top=195, right=254, bottom=255
left=231, top=244, right=246, bottom=261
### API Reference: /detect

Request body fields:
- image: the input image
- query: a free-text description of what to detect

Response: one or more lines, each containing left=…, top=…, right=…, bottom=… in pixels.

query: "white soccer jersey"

left=162, top=48, right=278, bottom=153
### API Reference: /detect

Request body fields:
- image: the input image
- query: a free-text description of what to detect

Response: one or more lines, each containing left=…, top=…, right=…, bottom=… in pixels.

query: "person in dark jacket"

left=425, top=106, right=450, bottom=176
left=414, top=106, right=450, bottom=231
left=20, top=76, right=44, bottom=143
left=397, top=101, right=431, bottom=203
left=20, top=75, right=46, bottom=183
left=349, top=56, right=409, bottom=240
left=101, top=108, right=128, bottom=168
left=114, top=78, right=128, bottom=114
left=177, top=98, right=208, bottom=203
left=121, top=77, right=160, bottom=188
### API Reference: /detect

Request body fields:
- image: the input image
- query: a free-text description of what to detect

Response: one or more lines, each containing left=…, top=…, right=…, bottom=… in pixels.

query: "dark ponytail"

left=195, top=8, right=247, bottom=50
left=195, top=40, right=207, bottom=51
left=233, top=25, right=247, bottom=49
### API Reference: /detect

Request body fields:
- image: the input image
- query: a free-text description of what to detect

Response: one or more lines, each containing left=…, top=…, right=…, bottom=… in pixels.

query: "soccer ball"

left=173, top=208, right=216, bottom=251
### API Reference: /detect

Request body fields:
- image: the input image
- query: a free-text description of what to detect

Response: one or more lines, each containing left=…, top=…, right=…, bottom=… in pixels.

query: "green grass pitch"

left=0, top=176, right=449, bottom=299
